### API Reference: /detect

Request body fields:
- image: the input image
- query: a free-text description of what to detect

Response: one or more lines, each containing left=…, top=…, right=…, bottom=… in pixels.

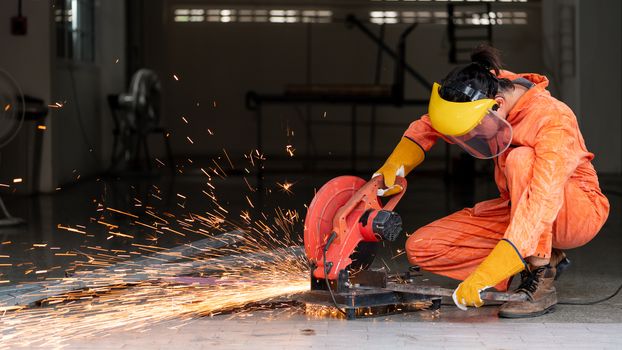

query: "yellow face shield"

left=428, top=82, right=513, bottom=159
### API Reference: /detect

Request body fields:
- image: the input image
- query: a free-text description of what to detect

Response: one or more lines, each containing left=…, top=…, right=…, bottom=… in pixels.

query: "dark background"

left=0, top=0, right=620, bottom=284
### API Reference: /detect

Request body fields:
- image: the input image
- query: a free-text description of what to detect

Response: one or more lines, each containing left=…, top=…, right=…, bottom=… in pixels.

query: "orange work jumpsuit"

left=403, top=72, right=610, bottom=287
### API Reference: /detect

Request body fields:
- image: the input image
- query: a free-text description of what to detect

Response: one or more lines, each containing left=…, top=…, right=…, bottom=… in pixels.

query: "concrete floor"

left=57, top=316, right=622, bottom=349
left=1, top=169, right=621, bottom=348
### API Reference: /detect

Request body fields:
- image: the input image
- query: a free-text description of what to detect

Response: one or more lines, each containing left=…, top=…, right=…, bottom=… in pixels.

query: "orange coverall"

left=404, top=72, right=610, bottom=289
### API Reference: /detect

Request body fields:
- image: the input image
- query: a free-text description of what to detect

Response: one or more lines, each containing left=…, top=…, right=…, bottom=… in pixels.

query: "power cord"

left=323, top=232, right=347, bottom=317
left=558, top=282, right=622, bottom=306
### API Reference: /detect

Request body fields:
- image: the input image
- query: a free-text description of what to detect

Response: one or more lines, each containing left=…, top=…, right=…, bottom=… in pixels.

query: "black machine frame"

left=246, top=15, right=432, bottom=186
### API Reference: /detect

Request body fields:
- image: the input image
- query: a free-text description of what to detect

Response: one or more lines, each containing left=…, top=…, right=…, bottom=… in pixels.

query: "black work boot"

left=498, top=265, right=557, bottom=318
left=551, top=248, right=571, bottom=280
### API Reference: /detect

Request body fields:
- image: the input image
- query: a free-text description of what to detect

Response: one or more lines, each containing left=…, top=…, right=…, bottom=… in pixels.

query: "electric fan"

left=109, top=69, right=171, bottom=171
left=0, top=68, right=25, bottom=226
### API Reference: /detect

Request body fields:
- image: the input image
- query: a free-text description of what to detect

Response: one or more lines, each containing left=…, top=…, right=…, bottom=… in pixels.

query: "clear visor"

left=447, top=110, right=513, bottom=159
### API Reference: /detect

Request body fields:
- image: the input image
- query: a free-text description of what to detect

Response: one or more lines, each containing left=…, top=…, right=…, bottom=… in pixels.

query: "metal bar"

left=393, top=22, right=418, bottom=105
left=453, top=36, right=494, bottom=41
left=310, top=120, right=409, bottom=127
left=247, top=94, right=428, bottom=106
left=486, top=3, right=493, bottom=44
left=448, top=4, right=457, bottom=63
left=370, top=23, right=386, bottom=156
left=386, top=283, right=528, bottom=302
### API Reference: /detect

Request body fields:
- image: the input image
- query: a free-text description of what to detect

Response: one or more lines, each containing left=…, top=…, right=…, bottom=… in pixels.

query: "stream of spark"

left=0, top=151, right=310, bottom=349
left=0, top=261, right=308, bottom=348
left=0, top=207, right=309, bottom=348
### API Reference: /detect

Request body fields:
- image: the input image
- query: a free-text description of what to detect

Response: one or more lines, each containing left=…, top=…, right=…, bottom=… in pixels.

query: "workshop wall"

left=542, top=0, right=622, bottom=174
left=139, top=1, right=544, bottom=173
left=576, top=0, right=622, bottom=174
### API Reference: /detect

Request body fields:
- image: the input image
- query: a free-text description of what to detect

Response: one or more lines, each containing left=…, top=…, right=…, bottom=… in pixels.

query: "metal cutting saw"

left=300, top=175, right=526, bottom=319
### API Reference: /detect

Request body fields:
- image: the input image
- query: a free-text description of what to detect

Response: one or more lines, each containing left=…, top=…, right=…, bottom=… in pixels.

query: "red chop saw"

left=304, top=175, right=406, bottom=280
left=301, top=175, right=527, bottom=319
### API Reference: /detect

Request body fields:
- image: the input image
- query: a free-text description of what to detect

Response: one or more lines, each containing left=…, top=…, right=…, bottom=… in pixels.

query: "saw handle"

left=374, top=176, right=407, bottom=211
left=337, top=176, right=407, bottom=220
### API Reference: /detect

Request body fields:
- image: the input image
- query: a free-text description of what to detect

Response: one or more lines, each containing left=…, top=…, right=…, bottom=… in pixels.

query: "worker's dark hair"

left=439, top=44, right=514, bottom=102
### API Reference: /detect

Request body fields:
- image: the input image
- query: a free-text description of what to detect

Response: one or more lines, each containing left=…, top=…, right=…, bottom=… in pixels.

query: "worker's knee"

left=504, top=146, right=535, bottom=178
left=405, top=225, right=444, bottom=265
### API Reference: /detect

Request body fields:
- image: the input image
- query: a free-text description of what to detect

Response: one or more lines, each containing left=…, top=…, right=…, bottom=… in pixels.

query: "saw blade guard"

left=304, top=175, right=407, bottom=280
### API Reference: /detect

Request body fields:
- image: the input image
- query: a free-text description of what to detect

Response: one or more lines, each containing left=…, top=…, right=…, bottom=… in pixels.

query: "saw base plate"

left=297, top=269, right=442, bottom=320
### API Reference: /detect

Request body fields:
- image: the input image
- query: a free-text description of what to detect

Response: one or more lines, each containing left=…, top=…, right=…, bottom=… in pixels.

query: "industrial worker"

left=374, top=45, right=609, bottom=318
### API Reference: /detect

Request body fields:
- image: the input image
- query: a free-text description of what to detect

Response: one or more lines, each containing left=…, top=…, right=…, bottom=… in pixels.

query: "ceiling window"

left=174, top=8, right=333, bottom=24
left=369, top=10, right=527, bottom=25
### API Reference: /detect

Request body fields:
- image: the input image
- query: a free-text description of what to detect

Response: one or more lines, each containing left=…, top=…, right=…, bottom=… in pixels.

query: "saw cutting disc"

left=304, top=176, right=380, bottom=270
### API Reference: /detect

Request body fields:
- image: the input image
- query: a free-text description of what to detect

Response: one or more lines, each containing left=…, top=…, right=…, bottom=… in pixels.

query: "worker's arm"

left=374, top=116, right=441, bottom=197
left=503, top=116, right=583, bottom=257
left=403, top=114, right=444, bottom=152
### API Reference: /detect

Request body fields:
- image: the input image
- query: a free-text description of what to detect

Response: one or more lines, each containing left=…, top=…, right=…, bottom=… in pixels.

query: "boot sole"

left=498, top=305, right=556, bottom=319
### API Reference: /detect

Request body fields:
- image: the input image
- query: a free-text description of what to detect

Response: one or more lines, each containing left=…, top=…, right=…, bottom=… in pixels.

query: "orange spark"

left=276, top=181, right=295, bottom=195
left=105, top=207, right=139, bottom=219
left=245, top=195, right=255, bottom=208
left=48, top=102, right=64, bottom=108
left=222, top=148, right=234, bottom=169
left=286, top=144, right=295, bottom=157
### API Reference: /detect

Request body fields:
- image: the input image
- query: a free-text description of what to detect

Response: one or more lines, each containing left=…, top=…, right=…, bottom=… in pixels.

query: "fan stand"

left=0, top=196, right=24, bottom=227
left=107, top=94, right=174, bottom=174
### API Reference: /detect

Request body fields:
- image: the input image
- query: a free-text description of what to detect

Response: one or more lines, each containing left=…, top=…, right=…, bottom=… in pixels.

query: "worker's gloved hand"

left=373, top=137, right=424, bottom=197
left=452, top=239, right=526, bottom=310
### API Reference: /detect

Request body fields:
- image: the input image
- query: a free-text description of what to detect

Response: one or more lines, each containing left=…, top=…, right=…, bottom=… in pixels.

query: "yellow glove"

left=453, top=239, right=526, bottom=310
left=373, top=137, right=424, bottom=197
